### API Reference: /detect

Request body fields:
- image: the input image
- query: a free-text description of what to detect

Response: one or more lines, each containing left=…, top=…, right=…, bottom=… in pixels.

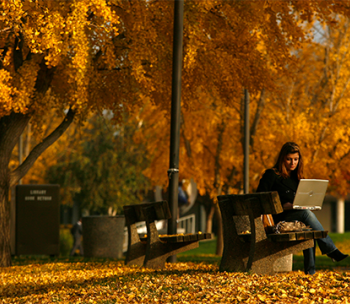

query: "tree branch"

left=180, top=112, right=192, bottom=158
left=0, top=112, right=31, bottom=168
left=250, top=88, right=266, bottom=149
left=14, top=34, right=24, bottom=72
left=10, top=108, right=76, bottom=187
left=214, top=120, right=226, bottom=192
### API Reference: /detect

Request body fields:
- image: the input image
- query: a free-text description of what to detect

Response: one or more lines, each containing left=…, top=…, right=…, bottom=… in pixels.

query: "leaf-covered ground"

left=1, top=260, right=350, bottom=304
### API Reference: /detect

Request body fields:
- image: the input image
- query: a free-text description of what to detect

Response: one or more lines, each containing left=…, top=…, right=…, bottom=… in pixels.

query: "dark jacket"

left=71, top=222, right=83, bottom=240
left=257, top=168, right=299, bottom=206
left=178, top=186, right=188, bottom=207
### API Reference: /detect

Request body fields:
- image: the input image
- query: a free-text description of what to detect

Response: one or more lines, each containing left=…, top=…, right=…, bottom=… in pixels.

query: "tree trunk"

left=0, top=112, right=30, bottom=267
left=0, top=176, right=11, bottom=267
left=214, top=203, right=223, bottom=256
left=206, top=205, right=215, bottom=234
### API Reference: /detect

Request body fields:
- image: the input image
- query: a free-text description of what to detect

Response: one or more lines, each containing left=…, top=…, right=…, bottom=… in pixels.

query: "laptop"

left=293, top=179, right=329, bottom=210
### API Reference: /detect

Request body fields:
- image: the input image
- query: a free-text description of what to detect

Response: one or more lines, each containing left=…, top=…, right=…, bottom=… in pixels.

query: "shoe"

left=304, top=270, right=316, bottom=275
left=327, top=249, right=349, bottom=262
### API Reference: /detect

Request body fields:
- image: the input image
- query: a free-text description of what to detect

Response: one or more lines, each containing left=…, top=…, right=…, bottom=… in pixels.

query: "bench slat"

left=268, top=230, right=328, bottom=242
left=139, top=233, right=210, bottom=243
left=124, top=200, right=171, bottom=223
left=218, top=192, right=283, bottom=215
left=184, top=233, right=198, bottom=242
left=201, top=233, right=212, bottom=240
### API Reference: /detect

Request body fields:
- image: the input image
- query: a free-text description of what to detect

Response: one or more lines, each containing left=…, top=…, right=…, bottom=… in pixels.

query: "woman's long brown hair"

left=273, top=142, right=304, bottom=180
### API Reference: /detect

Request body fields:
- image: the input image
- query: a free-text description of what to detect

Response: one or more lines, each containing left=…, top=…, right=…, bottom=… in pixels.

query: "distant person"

left=178, top=181, right=190, bottom=217
left=70, top=218, right=83, bottom=256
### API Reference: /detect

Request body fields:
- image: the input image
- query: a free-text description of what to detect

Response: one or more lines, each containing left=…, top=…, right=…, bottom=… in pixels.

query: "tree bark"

left=206, top=204, right=215, bottom=234
left=214, top=203, right=223, bottom=256
left=250, top=88, right=266, bottom=148
left=204, top=203, right=223, bottom=256
left=0, top=112, right=30, bottom=267
left=0, top=174, right=11, bottom=267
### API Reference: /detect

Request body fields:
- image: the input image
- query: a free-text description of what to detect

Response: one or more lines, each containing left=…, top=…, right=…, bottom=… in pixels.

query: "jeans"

left=274, top=209, right=337, bottom=275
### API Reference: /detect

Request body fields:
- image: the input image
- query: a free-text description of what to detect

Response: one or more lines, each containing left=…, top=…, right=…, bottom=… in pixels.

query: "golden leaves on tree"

left=0, top=0, right=120, bottom=120
left=133, top=2, right=350, bottom=198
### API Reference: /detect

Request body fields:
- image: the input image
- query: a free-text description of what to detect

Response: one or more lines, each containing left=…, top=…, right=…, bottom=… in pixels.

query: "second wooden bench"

left=123, top=200, right=212, bottom=269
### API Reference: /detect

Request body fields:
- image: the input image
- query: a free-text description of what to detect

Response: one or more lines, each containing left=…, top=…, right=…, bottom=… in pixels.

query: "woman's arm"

left=257, top=169, right=277, bottom=193
left=282, top=202, right=293, bottom=210
left=257, top=169, right=293, bottom=211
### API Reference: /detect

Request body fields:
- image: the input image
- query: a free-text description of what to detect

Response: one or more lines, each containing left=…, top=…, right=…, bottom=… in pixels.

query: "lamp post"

left=18, top=135, right=23, bottom=184
left=167, top=0, right=184, bottom=263
left=243, top=89, right=249, bottom=194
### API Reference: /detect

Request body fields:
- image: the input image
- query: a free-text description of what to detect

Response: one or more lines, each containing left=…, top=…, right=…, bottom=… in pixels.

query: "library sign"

left=15, top=184, right=60, bottom=256
left=24, top=189, right=54, bottom=201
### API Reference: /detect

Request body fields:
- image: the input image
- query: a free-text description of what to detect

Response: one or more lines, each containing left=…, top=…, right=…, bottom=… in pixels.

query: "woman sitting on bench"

left=257, top=141, right=348, bottom=275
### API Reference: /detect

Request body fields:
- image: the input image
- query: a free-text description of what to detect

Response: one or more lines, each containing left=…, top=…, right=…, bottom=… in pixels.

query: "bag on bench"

left=274, top=221, right=310, bottom=234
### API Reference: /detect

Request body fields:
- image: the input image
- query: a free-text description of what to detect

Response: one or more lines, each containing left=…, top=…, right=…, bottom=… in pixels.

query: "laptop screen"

left=293, top=179, right=329, bottom=210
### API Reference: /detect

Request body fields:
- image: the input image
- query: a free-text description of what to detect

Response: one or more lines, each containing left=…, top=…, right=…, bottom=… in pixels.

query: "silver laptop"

left=293, top=179, right=329, bottom=210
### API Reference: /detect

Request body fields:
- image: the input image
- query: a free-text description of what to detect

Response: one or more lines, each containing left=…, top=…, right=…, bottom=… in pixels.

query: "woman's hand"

left=283, top=202, right=294, bottom=210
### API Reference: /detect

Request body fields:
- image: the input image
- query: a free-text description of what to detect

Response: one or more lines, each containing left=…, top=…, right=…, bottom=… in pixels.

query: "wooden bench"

left=123, top=200, right=212, bottom=269
left=217, top=192, right=328, bottom=275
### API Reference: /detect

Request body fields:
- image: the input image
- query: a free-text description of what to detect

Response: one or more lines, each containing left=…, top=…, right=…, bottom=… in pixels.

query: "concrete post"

left=83, top=215, right=125, bottom=259
left=336, top=197, right=345, bottom=233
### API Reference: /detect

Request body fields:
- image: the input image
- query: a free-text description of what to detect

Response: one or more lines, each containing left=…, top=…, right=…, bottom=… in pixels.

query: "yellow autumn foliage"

left=253, top=16, right=350, bottom=196
left=0, top=0, right=120, bottom=119
left=136, top=13, right=350, bottom=199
